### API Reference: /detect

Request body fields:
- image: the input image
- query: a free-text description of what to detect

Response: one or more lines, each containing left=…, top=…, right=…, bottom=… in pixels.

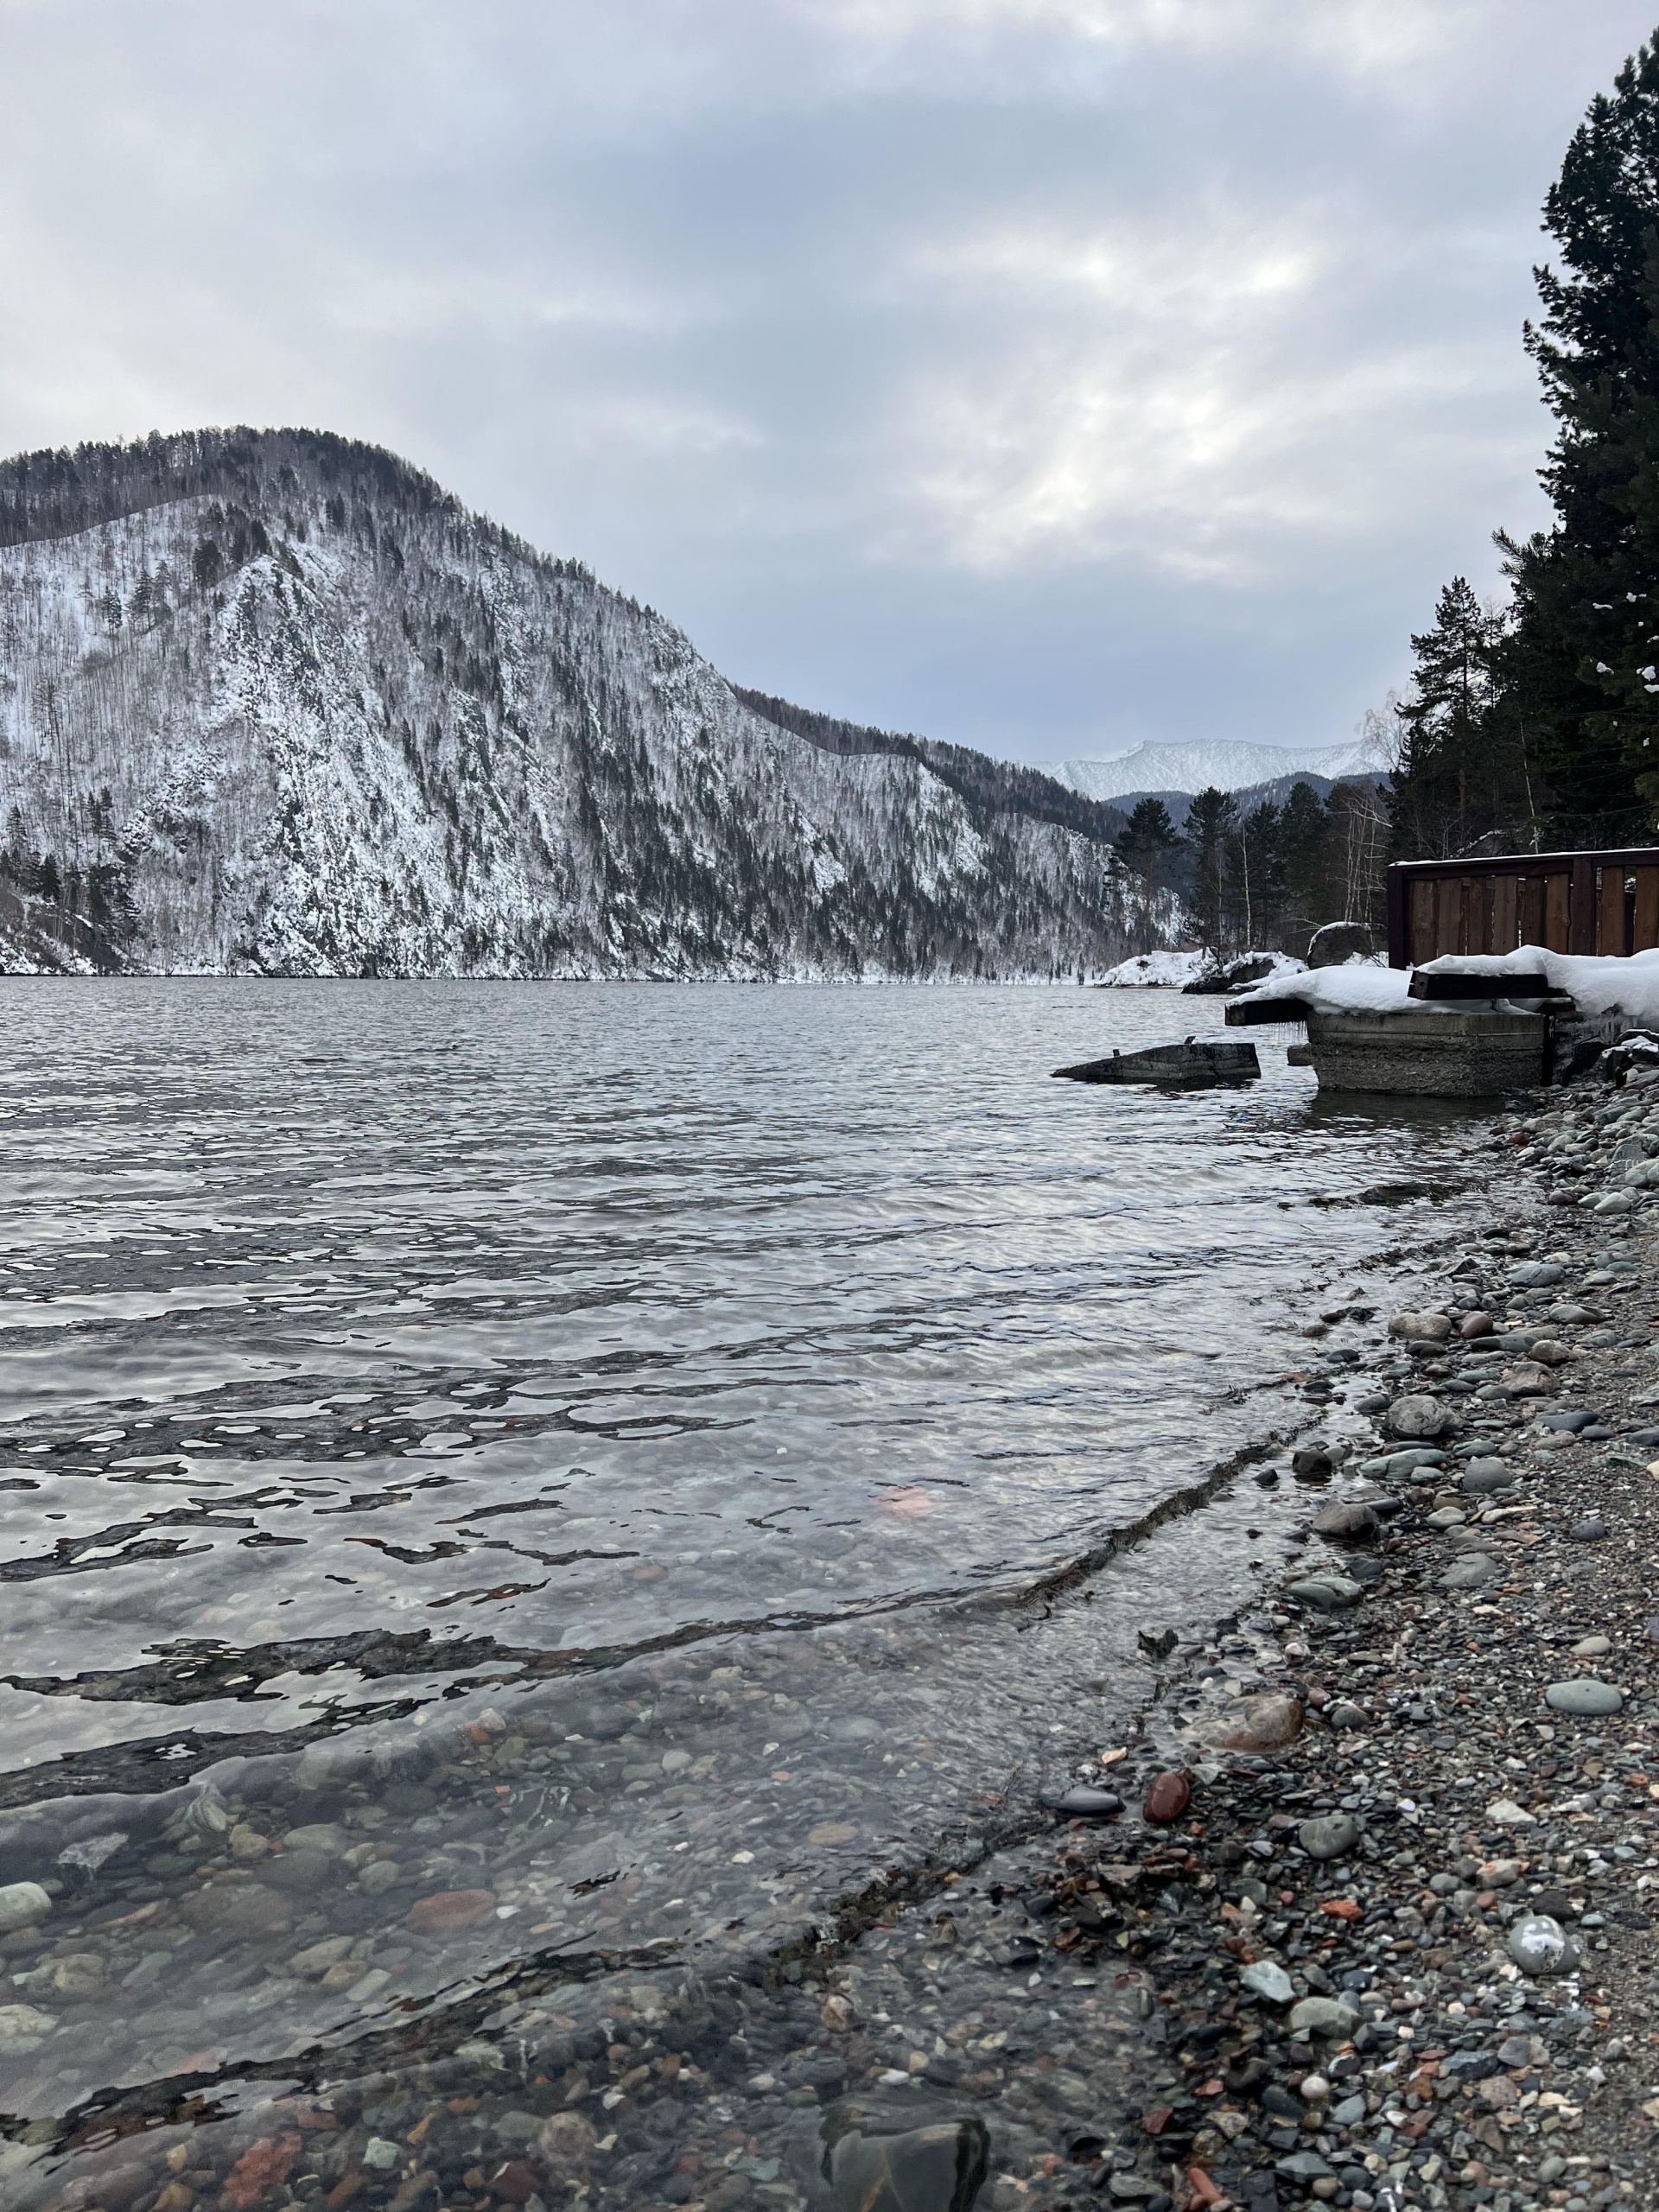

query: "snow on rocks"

left=1096, top=949, right=1214, bottom=988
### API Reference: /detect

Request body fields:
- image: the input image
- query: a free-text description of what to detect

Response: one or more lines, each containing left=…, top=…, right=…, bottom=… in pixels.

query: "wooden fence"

left=1386, top=849, right=1659, bottom=969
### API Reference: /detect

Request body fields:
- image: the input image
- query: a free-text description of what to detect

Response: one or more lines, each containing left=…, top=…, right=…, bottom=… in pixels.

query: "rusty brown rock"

left=404, top=1889, right=495, bottom=1935
left=220, top=2134, right=302, bottom=2211
left=1144, top=1770, right=1191, bottom=1823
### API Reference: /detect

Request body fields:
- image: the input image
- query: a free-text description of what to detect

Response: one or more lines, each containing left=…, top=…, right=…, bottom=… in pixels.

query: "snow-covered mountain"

left=1046, top=737, right=1382, bottom=805
left=0, top=429, right=1139, bottom=979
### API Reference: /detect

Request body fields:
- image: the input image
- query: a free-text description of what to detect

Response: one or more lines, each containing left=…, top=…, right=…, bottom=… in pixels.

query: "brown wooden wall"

left=1387, top=851, right=1659, bottom=968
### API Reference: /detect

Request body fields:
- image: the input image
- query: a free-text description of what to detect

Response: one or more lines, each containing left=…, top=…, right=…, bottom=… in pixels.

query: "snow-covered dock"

left=1224, top=947, right=1659, bottom=1096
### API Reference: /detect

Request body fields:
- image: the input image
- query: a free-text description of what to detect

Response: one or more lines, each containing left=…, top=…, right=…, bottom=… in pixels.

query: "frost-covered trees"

left=0, top=429, right=1139, bottom=978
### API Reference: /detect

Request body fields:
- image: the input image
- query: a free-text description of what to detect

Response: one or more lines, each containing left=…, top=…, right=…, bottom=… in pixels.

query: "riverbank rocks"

left=0, top=1882, right=50, bottom=1933
left=1389, top=1311, right=1451, bottom=1343
left=406, top=1887, right=496, bottom=1934
left=1202, top=1689, right=1305, bottom=1754
left=1460, top=1458, right=1516, bottom=1494
left=0, top=2003, right=55, bottom=2053
left=1459, top=1310, right=1494, bottom=1338
left=827, top=2119, right=988, bottom=2212
left=180, top=1881, right=292, bottom=1938
left=1297, top=1812, right=1360, bottom=1860
left=1287, top=1995, right=1359, bottom=2040
left=1507, top=1914, right=1580, bottom=1975
left=1143, top=1771, right=1191, bottom=1822
left=1441, top=1553, right=1497, bottom=1590
left=1386, top=1393, right=1452, bottom=1438
left=1309, top=1500, right=1378, bottom=1542
left=1284, top=1573, right=1364, bottom=1611
left=1039, top=1786, right=1122, bottom=1819
left=1240, top=1961, right=1294, bottom=2005
left=1501, top=1361, right=1554, bottom=1395
left=1545, top=1677, right=1624, bottom=1716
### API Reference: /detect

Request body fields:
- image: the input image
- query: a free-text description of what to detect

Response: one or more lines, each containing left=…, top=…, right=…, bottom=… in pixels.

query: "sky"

left=2, top=1, right=1657, bottom=768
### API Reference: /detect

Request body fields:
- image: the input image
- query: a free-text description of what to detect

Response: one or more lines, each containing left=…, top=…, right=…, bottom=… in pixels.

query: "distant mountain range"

left=0, top=429, right=1144, bottom=979
left=1046, top=737, right=1382, bottom=805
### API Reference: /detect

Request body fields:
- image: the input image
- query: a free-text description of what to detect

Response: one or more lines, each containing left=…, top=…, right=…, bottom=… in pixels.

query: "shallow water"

left=0, top=981, right=1484, bottom=2142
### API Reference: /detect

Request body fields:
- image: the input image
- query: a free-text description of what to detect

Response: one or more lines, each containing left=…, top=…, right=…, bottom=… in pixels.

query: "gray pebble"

left=1297, top=1813, right=1359, bottom=1861
left=1544, top=1679, right=1624, bottom=1716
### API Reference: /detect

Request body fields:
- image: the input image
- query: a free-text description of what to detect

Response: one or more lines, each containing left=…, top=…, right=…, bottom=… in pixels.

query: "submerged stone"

left=825, top=2118, right=989, bottom=2212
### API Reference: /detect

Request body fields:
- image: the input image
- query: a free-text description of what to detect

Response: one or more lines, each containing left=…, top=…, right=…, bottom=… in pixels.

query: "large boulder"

left=1307, top=921, right=1376, bottom=968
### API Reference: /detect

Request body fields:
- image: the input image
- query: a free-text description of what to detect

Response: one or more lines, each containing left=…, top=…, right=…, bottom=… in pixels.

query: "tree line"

left=1114, top=781, right=1389, bottom=957
left=1389, top=29, right=1659, bottom=861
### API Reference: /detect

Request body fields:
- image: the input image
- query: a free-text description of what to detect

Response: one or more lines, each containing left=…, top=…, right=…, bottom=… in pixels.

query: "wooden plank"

left=1599, top=865, right=1628, bottom=956
left=1492, top=874, right=1518, bottom=954
left=1568, top=855, right=1597, bottom=952
left=1435, top=878, right=1463, bottom=957
left=1476, top=876, right=1497, bottom=955
left=1521, top=875, right=1548, bottom=950
left=1385, top=865, right=1408, bottom=969
left=1409, top=879, right=1437, bottom=967
left=1637, top=868, right=1659, bottom=951
left=1546, top=871, right=1571, bottom=951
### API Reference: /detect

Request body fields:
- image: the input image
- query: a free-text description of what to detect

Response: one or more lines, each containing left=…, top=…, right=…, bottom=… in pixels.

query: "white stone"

left=0, top=1883, right=51, bottom=1933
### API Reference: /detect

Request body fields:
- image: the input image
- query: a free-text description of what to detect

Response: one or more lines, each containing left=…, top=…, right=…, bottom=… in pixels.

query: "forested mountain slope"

left=0, top=429, right=1136, bottom=978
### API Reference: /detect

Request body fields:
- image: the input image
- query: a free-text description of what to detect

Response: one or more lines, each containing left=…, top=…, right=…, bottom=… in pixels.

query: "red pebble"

left=1143, top=1770, right=1191, bottom=1823
left=1185, top=2167, right=1224, bottom=2208
left=221, top=2133, right=302, bottom=2210
left=405, top=1888, right=497, bottom=1934
left=491, top=2163, right=542, bottom=2205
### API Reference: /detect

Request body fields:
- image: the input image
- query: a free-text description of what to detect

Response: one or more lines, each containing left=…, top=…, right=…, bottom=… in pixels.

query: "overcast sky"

left=2, top=2, right=1656, bottom=766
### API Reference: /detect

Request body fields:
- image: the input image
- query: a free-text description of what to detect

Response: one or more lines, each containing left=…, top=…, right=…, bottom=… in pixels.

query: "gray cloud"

left=0, top=0, right=1653, bottom=760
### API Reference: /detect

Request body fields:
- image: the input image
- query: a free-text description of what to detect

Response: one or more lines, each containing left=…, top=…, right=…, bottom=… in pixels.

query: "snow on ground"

left=1097, top=949, right=1212, bottom=987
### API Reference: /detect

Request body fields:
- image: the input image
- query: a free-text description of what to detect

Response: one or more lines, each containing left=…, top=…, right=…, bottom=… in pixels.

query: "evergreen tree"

left=1115, top=796, right=1179, bottom=948
left=1498, top=31, right=1659, bottom=839
left=1277, top=779, right=1328, bottom=946
left=1226, top=802, right=1282, bottom=950
left=1182, top=787, right=1236, bottom=951
left=1389, top=579, right=1522, bottom=857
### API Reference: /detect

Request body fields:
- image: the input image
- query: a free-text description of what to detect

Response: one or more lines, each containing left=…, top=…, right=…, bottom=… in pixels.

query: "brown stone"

left=179, top=1882, right=292, bottom=1939
left=489, top=2162, right=540, bottom=2206
left=1144, top=1771, right=1191, bottom=1823
left=535, top=2113, right=596, bottom=2188
left=404, top=1888, right=495, bottom=1935
left=220, top=2133, right=302, bottom=2210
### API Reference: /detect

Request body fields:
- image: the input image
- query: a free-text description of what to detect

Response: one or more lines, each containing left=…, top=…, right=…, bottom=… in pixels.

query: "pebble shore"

left=10, top=1071, right=1659, bottom=2212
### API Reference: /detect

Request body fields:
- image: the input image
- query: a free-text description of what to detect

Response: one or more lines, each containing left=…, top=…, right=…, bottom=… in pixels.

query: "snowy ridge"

left=0, top=430, right=1141, bottom=978
left=1046, top=737, right=1382, bottom=804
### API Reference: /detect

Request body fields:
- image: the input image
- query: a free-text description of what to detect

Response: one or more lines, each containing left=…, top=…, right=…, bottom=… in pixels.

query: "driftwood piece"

left=1052, top=1039, right=1261, bottom=1088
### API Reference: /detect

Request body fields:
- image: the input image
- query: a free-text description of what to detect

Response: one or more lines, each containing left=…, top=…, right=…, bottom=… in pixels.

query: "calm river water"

left=0, top=982, right=1484, bottom=2176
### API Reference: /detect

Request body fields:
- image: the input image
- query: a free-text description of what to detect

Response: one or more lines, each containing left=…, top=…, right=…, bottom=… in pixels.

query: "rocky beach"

left=7, top=1039, right=1658, bottom=2212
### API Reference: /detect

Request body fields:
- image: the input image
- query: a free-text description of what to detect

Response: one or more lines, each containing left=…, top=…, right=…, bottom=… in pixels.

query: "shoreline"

left=811, top=1074, right=1656, bottom=2212
left=16, top=1079, right=1643, bottom=2212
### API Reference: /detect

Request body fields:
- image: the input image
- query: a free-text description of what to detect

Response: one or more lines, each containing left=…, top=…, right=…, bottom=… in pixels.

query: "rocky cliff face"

left=0, top=429, right=1135, bottom=977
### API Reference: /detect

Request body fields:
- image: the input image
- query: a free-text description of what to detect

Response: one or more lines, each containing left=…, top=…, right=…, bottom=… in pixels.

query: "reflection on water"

left=0, top=981, right=1485, bottom=2197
